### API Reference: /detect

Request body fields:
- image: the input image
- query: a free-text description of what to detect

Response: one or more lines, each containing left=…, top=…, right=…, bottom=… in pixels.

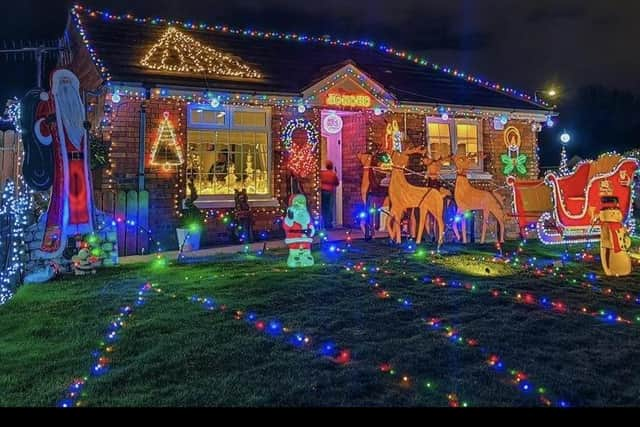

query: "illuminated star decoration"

left=141, top=27, right=262, bottom=79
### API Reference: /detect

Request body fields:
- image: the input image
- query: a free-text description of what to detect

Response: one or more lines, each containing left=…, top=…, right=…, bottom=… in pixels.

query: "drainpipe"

left=138, top=88, right=150, bottom=192
left=404, top=111, right=407, bottom=141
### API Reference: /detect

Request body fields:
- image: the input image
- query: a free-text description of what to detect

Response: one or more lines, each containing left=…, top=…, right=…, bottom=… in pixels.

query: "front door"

left=321, top=110, right=343, bottom=226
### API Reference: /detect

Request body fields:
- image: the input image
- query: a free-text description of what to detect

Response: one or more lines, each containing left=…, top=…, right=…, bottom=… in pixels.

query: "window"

left=427, top=120, right=452, bottom=165
left=455, top=122, right=480, bottom=165
left=187, top=105, right=271, bottom=197
left=190, top=108, right=226, bottom=127
left=426, top=118, right=482, bottom=169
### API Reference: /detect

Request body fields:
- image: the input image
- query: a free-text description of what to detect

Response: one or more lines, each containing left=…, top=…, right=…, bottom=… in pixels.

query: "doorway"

left=320, top=109, right=366, bottom=227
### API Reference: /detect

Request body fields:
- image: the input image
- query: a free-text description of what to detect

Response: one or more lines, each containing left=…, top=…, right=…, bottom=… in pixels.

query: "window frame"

left=186, top=104, right=275, bottom=207
left=426, top=117, right=454, bottom=167
left=453, top=119, right=483, bottom=171
left=187, top=104, right=230, bottom=129
left=426, top=117, right=483, bottom=171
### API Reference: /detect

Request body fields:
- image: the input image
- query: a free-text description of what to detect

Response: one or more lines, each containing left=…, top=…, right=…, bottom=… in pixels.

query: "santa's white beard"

left=55, top=83, right=85, bottom=149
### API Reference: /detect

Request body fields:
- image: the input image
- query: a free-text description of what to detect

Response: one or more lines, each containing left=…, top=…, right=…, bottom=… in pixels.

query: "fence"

left=0, top=130, right=20, bottom=185
left=94, top=190, right=150, bottom=257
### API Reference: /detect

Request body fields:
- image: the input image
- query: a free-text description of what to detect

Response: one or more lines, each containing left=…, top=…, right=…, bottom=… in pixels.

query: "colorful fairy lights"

left=70, top=5, right=551, bottom=108
left=58, top=283, right=154, bottom=407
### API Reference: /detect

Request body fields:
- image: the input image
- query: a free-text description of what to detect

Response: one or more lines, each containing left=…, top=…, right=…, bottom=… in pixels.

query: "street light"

left=534, top=88, right=558, bottom=103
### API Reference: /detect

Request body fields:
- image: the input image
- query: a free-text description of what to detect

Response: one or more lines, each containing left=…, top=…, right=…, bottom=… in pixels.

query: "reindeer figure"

left=357, top=153, right=391, bottom=236
left=387, top=148, right=445, bottom=246
left=451, top=153, right=505, bottom=243
left=421, top=155, right=453, bottom=240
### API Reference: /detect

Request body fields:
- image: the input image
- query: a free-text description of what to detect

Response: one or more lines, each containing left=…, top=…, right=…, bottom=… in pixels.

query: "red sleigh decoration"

left=508, top=154, right=638, bottom=244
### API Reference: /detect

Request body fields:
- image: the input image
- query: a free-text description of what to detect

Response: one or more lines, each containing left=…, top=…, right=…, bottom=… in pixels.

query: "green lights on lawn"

left=152, top=255, right=168, bottom=269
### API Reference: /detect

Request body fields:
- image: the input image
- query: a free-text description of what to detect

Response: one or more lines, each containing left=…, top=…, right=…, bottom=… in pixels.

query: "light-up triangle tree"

left=141, top=27, right=262, bottom=79
left=151, top=112, right=184, bottom=170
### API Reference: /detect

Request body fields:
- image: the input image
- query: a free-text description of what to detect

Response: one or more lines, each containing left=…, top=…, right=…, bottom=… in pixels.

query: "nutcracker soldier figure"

left=596, top=181, right=632, bottom=276
left=22, top=69, right=95, bottom=258
left=282, top=194, right=315, bottom=268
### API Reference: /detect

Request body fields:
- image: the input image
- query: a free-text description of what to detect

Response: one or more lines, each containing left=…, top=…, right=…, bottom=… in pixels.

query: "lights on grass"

left=58, top=283, right=154, bottom=407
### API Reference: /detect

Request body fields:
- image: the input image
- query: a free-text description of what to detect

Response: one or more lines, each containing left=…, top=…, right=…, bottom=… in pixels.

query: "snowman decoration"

left=282, top=194, right=316, bottom=268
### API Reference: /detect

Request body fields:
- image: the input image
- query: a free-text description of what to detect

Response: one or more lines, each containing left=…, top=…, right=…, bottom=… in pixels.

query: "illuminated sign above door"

left=303, top=64, right=395, bottom=110
left=325, top=92, right=372, bottom=108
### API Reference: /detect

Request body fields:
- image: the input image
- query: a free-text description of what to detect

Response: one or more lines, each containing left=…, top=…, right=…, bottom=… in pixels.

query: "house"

left=61, top=5, right=555, bottom=253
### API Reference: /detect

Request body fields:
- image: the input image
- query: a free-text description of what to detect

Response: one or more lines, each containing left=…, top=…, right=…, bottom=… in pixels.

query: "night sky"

left=1, top=0, right=639, bottom=165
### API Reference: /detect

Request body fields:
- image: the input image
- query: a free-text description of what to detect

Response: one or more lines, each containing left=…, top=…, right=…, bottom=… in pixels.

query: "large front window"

left=187, top=105, right=271, bottom=197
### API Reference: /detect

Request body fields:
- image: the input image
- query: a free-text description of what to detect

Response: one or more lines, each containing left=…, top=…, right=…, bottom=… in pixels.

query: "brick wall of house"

left=482, top=119, right=540, bottom=184
left=101, top=97, right=541, bottom=247
left=272, top=106, right=322, bottom=218
left=100, top=98, right=187, bottom=249
left=340, top=112, right=368, bottom=225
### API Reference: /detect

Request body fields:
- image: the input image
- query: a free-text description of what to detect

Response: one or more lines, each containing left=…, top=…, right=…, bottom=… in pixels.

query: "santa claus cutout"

left=282, top=194, right=315, bottom=268
left=23, top=69, right=95, bottom=257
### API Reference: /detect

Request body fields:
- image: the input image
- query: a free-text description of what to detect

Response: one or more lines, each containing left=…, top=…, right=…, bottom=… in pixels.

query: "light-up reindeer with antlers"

left=387, top=147, right=446, bottom=247
left=357, top=152, right=391, bottom=237
left=451, top=153, right=505, bottom=243
left=421, top=155, right=453, bottom=240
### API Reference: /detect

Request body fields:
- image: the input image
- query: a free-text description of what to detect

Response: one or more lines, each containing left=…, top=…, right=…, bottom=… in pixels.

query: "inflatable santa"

left=282, top=194, right=315, bottom=268
left=22, top=69, right=95, bottom=257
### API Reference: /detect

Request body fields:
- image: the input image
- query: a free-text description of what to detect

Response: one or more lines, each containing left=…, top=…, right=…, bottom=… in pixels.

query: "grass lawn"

left=1, top=238, right=640, bottom=407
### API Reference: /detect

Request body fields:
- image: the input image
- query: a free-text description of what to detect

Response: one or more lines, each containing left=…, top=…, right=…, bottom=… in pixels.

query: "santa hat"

left=288, top=193, right=307, bottom=208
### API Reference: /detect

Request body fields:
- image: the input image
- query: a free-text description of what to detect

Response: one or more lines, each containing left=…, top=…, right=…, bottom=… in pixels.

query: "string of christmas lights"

left=71, top=5, right=551, bottom=108
left=186, top=291, right=471, bottom=406
left=369, top=240, right=640, bottom=326
left=344, top=261, right=570, bottom=407
left=424, top=276, right=640, bottom=326
left=58, top=283, right=154, bottom=407
left=0, top=180, right=33, bottom=306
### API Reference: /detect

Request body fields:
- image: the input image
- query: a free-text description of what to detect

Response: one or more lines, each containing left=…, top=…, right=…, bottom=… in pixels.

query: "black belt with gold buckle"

left=68, top=152, right=84, bottom=160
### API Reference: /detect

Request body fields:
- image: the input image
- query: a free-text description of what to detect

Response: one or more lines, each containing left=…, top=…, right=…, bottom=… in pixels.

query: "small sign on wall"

left=493, top=116, right=505, bottom=130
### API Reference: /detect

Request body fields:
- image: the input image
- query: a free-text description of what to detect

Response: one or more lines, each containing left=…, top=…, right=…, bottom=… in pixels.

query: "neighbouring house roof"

left=69, top=5, right=552, bottom=113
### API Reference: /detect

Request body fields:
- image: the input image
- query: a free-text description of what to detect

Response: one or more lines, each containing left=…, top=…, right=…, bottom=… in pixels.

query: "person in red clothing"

left=320, top=160, right=340, bottom=229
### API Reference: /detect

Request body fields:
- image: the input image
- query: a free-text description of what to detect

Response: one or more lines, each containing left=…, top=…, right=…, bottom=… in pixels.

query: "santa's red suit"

left=282, top=218, right=313, bottom=250
left=33, top=69, right=94, bottom=256
left=282, top=194, right=314, bottom=250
